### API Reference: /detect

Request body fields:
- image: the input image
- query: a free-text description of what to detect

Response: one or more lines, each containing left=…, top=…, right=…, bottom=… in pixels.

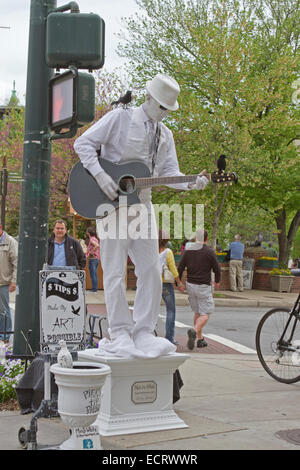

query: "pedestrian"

left=185, top=236, right=196, bottom=250
left=180, top=239, right=188, bottom=255
left=74, top=73, right=210, bottom=359
left=159, top=230, right=184, bottom=345
left=228, top=234, right=244, bottom=292
left=47, top=219, right=86, bottom=270
left=291, top=258, right=299, bottom=269
left=178, top=229, right=221, bottom=350
left=0, top=224, right=18, bottom=343
left=86, top=227, right=100, bottom=292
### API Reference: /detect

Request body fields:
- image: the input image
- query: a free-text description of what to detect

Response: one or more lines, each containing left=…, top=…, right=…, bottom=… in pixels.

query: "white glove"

left=95, top=171, right=119, bottom=201
left=189, top=174, right=209, bottom=190
left=195, top=174, right=209, bottom=190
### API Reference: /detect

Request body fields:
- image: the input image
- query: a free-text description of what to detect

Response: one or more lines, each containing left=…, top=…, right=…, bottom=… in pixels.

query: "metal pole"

left=1, top=156, right=8, bottom=228
left=13, top=0, right=57, bottom=356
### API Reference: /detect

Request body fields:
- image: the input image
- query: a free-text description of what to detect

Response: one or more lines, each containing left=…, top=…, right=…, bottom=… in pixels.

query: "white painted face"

left=143, top=96, right=170, bottom=122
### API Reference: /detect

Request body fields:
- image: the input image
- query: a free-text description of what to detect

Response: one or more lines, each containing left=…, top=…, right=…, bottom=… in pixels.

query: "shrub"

left=269, top=268, right=292, bottom=276
left=0, top=345, right=25, bottom=403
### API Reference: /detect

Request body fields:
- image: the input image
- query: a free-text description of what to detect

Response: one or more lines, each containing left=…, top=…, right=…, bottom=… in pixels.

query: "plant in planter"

left=269, top=268, right=294, bottom=293
left=257, top=256, right=278, bottom=268
left=216, top=252, right=228, bottom=262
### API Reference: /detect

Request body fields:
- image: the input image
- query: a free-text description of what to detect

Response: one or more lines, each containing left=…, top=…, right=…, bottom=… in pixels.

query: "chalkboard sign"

left=39, top=269, right=86, bottom=352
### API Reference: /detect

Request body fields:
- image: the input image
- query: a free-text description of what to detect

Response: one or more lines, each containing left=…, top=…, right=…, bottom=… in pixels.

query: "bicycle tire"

left=256, top=307, right=300, bottom=384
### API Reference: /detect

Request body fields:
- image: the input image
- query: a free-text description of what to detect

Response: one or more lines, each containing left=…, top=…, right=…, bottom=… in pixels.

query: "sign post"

left=0, top=164, right=8, bottom=228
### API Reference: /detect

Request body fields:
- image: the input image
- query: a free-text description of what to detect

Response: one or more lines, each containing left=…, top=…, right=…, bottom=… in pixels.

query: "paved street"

left=160, top=305, right=266, bottom=352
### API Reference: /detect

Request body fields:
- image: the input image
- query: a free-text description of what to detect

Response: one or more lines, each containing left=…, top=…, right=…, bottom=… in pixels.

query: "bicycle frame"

left=277, top=293, right=300, bottom=352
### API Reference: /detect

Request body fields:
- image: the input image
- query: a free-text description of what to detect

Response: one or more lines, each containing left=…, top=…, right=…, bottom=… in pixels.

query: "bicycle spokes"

left=256, top=308, right=300, bottom=384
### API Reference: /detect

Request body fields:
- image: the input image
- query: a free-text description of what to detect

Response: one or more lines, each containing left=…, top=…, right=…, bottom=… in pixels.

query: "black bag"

left=173, top=369, right=184, bottom=403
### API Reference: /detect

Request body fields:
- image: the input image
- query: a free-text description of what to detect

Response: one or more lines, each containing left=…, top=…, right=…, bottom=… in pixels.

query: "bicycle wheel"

left=256, top=308, right=300, bottom=384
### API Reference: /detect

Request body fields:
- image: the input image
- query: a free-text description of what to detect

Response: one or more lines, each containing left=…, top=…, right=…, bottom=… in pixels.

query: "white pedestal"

left=78, top=350, right=189, bottom=436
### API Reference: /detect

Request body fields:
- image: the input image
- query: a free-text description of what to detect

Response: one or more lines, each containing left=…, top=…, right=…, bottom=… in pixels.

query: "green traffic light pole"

left=13, top=0, right=58, bottom=356
left=13, top=0, right=96, bottom=358
left=13, top=0, right=83, bottom=357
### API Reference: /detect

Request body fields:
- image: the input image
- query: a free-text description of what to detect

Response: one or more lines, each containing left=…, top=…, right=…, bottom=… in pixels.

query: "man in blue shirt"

left=229, top=234, right=244, bottom=292
left=47, top=220, right=86, bottom=270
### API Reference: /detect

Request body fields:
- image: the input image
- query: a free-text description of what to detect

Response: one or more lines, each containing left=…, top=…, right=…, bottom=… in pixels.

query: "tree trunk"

left=211, top=213, right=219, bottom=251
left=275, top=208, right=300, bottom=267
left=211, top=184, right=230, bottom=250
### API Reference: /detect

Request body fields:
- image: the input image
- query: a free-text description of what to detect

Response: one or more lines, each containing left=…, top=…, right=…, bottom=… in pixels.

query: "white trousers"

left=97, top=205, right=162, bottom=340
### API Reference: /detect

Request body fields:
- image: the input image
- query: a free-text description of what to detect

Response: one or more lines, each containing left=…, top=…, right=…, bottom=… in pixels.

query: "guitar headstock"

left=211, top=170, right=238, bottom=184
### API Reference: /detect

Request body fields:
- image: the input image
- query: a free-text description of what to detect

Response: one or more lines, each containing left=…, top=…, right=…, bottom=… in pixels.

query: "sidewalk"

left=85, top=288, right=297, bottom=308
left=9, top=287, right=297, bottom=309
left=2, top=288, right=299, bottom=450
left=1, top=353, right=300, bottom=450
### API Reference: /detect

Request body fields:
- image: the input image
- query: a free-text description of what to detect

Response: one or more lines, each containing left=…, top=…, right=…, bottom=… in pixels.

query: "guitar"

left=68, top=158, right=238, bottom=219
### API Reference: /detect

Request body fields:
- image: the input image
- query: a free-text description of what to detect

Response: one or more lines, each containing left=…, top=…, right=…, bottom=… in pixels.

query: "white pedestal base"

left=78, top=350, right=189, bottom=436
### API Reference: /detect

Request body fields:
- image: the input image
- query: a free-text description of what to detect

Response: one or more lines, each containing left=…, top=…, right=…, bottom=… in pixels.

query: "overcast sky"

left=0, top=0, right=140, bottom=105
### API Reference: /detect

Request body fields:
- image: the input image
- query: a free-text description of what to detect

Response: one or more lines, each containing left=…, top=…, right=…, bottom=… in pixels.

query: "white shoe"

left=134, top=332, right=176, bottom=358
left=96, top=333, right=148, bottom=359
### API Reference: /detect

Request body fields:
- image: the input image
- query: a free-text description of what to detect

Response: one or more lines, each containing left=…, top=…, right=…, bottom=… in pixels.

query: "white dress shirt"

left=74, top=105, right=190, bottom=190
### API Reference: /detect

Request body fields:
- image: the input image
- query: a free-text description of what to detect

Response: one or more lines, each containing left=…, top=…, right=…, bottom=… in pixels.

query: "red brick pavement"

left=175, top=334, right=241, bottom=354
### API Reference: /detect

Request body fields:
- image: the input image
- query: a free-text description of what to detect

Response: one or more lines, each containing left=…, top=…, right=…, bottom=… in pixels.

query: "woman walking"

left=159, top=230, right=184, bottom=345
left=86, top=227, right=100, bottom=292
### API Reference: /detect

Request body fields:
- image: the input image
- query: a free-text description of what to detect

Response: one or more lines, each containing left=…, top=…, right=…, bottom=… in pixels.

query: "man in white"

left=74, top=73, right=209, bottom=358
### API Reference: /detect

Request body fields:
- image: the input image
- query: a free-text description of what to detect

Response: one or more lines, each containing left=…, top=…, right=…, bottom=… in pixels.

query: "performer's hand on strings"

left=95, top=171, right=119, bottom=200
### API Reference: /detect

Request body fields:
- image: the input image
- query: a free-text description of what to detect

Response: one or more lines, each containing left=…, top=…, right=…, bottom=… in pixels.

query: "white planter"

left=50, top=361, right=111, bottom=450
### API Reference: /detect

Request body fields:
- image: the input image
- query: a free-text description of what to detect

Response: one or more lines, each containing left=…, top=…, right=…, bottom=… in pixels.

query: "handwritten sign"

left=39, top=270, right=86, bottom=352
left=73, top=426, right=101, bottom=450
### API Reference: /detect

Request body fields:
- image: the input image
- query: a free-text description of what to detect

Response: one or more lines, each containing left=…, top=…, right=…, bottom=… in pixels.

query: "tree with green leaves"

left=117, top=0, right=299, bottom=263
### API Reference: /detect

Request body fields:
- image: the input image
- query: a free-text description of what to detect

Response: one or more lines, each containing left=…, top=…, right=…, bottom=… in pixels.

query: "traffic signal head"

left=46, top=12, right=105, bottom=70
left=49, top=68, right=95, bottom=131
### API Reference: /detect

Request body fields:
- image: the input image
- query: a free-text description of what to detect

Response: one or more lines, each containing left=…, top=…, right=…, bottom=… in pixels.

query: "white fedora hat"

left=146, top=73, right=180, bottom=111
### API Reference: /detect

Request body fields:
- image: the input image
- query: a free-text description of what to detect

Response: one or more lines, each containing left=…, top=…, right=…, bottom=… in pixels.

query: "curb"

left=214, top=298, right=295, bottom=308
left=94, top=298, right=294, bottom=309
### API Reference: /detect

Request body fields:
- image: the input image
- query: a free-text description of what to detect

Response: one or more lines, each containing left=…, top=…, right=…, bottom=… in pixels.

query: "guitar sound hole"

left=118, top=175, right=136, bottom=194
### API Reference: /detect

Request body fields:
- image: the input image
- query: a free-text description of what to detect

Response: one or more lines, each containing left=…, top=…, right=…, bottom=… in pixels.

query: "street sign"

left=8, top=172, right=23, bottom=183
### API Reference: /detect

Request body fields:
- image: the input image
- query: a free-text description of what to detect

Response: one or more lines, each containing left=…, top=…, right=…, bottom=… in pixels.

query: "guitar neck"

left=135, top=175, right=198, bottom=188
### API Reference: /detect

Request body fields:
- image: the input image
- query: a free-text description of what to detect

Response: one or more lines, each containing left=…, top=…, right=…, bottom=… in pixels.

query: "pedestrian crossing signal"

left=49, top=68, right=95, bottom=132
left=46, top=12, right=105, bottom=70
